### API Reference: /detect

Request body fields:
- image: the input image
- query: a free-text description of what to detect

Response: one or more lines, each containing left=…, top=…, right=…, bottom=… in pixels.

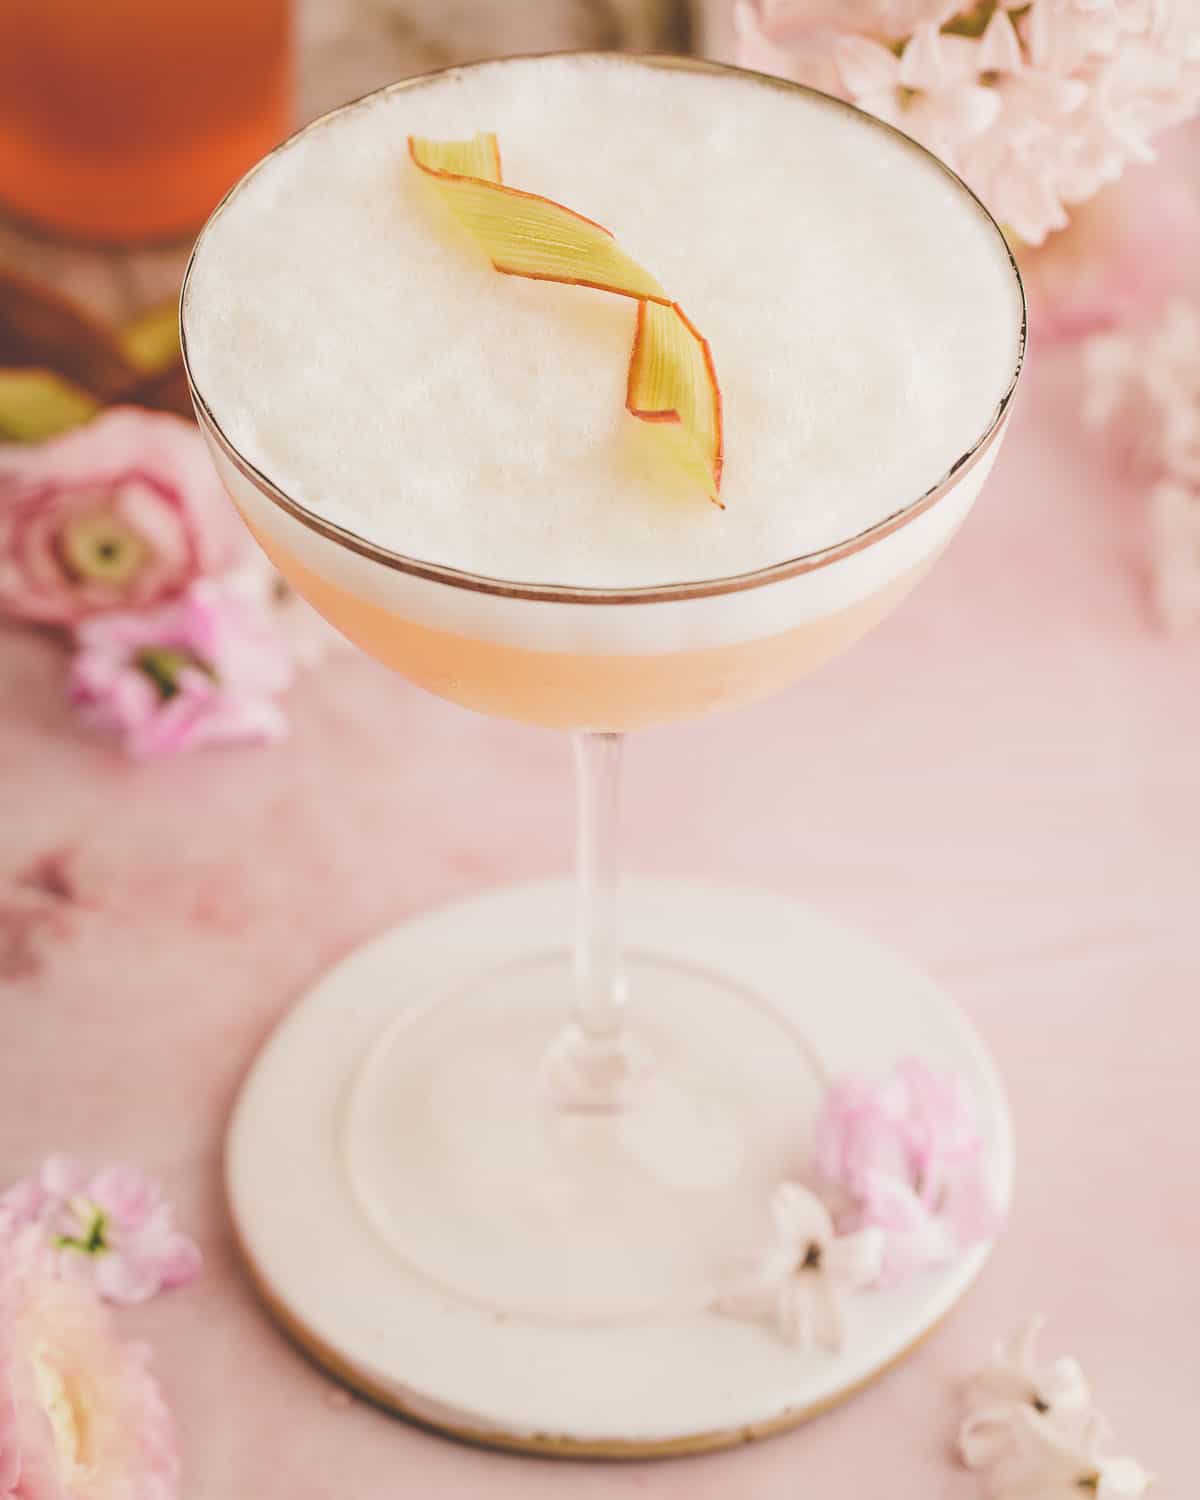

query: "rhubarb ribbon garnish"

left=409, top=132, right=724, bottom=505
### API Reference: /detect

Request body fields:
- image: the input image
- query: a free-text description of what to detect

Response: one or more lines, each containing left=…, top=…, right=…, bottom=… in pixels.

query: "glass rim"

left=179, top=50, right=1027, bottom=608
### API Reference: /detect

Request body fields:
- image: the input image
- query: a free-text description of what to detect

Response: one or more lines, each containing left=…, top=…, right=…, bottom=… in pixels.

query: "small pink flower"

left=0, top=1158, right=200, bottom=1306
left=714, top=1183, right=882, bottom=1349
left=68, top=580, right=292, bottom=758
left=0, top=1229, right=180, bottom=1499
left=0, top=408, right=247, bottom=628
left=812, top=1058, right=1002, bottom=1285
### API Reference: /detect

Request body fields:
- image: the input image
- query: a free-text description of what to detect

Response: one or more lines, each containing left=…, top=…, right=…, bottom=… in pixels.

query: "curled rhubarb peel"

left=407, top=132, right=503, bottom=183
left=408, top=136, right=668, bottom=306
left=409, top=133, right=722, bottom=503
left=627, top=299, right=724, bottom=506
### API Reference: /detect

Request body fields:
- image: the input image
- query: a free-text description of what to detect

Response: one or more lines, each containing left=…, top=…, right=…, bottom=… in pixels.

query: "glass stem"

left=543, top=731, right=645, bottom=1112
left=572, top=730, right=626, bottom=1042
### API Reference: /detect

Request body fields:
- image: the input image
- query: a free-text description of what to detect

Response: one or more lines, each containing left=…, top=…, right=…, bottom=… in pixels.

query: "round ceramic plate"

left=227, top=878, right=1012, bottom=1457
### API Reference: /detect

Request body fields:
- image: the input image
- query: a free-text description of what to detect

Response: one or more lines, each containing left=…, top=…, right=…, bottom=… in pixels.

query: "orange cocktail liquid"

left=0, top=0, right=290, bottom=242
left=252, top=525, right=934, bottom=731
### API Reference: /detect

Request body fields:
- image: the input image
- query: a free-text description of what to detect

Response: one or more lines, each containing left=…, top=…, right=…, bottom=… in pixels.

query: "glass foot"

left=344, top=951, right=825, bottom=1323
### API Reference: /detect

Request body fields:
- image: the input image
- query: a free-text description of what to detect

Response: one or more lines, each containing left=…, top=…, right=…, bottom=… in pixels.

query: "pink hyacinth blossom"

left=68, top=580, right=292, bottom=758
left=0, top=1158, right=200, bottom=1306
left=0, top=408, right=247, bottom=628
left=812, top=1057, right=1002, bottom=1284
left=732, top=0, right=1200, bottom=247
left=0, top=1230, right=180, bottom=1499
left=754, top=1, right=967, bottom=42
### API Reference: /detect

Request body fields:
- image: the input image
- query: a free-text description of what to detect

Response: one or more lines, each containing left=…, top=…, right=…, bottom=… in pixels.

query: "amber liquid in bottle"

left=0, top=0, right=290, bottom=243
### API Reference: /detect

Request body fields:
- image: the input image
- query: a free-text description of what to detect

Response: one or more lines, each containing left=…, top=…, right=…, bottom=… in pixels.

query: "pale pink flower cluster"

left=734, top=0, right=1200, bottom=245
left=0, top=408, right=345, bottom=757
left=812, top=1056, right=1003, bottom=1284
left=959, top=1317, right=1153, bottom=1498
left=0, top=1158, right=200, bottom=1306
left=1085, top=298, right=1200, bottom=626
left=715, top=1059, right=1000, bottom=1348
left=0, top=1231, right=180, bottom=1500
left=0, top=1156, right=197, bottom=1498
left=69, top=582, right=293, bottom=759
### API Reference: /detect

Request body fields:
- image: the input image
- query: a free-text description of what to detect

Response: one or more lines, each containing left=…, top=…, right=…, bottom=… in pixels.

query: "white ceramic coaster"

left=227, top=878, right=1012, bottom=1457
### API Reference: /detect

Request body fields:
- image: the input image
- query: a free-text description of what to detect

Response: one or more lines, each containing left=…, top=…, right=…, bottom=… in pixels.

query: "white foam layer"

left=183, top=56, right=1022, bottom=591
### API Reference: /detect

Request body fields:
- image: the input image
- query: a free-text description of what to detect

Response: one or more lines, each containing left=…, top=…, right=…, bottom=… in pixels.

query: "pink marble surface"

left=1, top=344, right=1196, bottom=1493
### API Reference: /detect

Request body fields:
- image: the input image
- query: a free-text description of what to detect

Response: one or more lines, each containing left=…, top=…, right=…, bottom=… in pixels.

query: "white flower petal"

left=1038, top=1356, right=1091, bottom=1414
left=858, top=87, right=904, bottom=128
left=1096, top=1456, right=1154, bottom=1498
left=941, top=83, right=1004, bottom=140
left=1024, top=0, right=1052, bottom=69
left=771, top=1182, right=832, bottom=1249
left=833, top=34, right=901, bottom=98
left=776, top=1280, right=815, bottom=1346
left=823, top=1226, right=884, bottom=1291
left=959, top=1405, right=1029, bottom=1469
left=899, top=24, right=949, bottom=90
left=1004, top=1313, right=1045, bottom=1376
left=994, top=164, right=1070, bottom=245
left=733, top=0, right=806, bottom=83
left=1019, top=71, right=1091, bottom=118
left=967, top=1366, right=1035, bottom=1406
left=810, top=1277, right=846, bottom=1353
left=979, top=9, right=1023, bottom=73
left=712, top=1273, right=780, bottom=1325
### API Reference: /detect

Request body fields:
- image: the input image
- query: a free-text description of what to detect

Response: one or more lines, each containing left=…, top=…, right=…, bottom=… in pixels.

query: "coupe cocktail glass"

left=181, top=53, right=1024, bottom=1455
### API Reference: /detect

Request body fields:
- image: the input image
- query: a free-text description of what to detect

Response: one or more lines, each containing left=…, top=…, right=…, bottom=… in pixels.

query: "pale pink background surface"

left=1, top=344, right=1196, bottom=1493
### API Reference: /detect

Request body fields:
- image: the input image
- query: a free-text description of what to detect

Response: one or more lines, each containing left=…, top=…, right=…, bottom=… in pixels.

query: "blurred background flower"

left=0, top=409, right=246, bottom=627
left=0, top=1230, right=179, bottom=1500
left=1, top=1157, right=201, bottom=1306
left=69, top=580, right=293, bottom=758
left=732, top=0, right=1200, bottom=250
left=811, top=1059, right=1003, bottom=1284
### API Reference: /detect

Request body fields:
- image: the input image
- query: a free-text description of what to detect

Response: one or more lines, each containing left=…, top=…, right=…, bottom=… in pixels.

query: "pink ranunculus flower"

left=812, top=1057, right=1003, bottom=1285
left=0, top=1229, right=180, bottom=1500
left=68, top=579, right=293, bottom=758
left=0, top=408, right=248, bottom=628
left=0, top=1159, right=200, bottom=1307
